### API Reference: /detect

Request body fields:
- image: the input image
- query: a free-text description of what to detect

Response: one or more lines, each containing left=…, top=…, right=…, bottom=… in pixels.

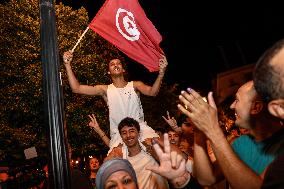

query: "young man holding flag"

left=63, top=0, right=179, bottom=160
left=63, top=51, right=167, bottom=159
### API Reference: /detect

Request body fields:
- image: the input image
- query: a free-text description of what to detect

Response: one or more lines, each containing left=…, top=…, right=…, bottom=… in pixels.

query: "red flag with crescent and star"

left=88, top=0, right=164, bottom=72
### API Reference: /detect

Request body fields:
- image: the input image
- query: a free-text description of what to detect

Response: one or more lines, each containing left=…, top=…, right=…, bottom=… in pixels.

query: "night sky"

left=59, top=0, right=284, bottom=94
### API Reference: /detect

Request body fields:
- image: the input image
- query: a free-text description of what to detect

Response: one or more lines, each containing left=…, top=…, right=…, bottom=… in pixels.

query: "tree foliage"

left=0, top=0, right=178, bottom=162
left=0, top=0, right=121, bottom=161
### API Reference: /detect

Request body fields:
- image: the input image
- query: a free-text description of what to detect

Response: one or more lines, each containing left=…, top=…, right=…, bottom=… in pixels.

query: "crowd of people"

left=62, top=38, right=284, bottom=189
left=2, top=38, right=283, bottom=189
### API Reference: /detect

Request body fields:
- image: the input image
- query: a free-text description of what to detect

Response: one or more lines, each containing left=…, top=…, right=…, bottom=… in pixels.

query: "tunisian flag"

left=89, top=0, right=164, bottom=72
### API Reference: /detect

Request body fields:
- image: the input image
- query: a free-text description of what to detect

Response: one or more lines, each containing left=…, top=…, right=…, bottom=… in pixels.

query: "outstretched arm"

left=63, top=51, right=107, bottom=96
left=88, top=114, right=110, bottom=146
left=162, top=111, right=182, bottom=134
left=134, top=55, right=168, bottom=96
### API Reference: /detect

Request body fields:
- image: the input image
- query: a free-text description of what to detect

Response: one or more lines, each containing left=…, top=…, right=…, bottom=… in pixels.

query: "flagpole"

left=71, top=27, right=89, bottom=53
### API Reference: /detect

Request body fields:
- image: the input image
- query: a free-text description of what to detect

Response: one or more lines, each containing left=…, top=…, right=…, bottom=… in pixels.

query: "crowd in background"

left=1, top=39, right=284, bottom=189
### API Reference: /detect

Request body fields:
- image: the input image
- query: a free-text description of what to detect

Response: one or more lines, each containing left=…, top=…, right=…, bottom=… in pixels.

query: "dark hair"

left=154, top=126, right=166, bottom=134
left=118, top=117, right=140, bottom=133
left=165, top=126, right=179, bottom=134
left=107, top=58, right=129, bottom=81
left=84, top=156, right=100, bottom=177
left=177, top=114, right=186, bottom=126
left=253, top=39, right=284, bottom=102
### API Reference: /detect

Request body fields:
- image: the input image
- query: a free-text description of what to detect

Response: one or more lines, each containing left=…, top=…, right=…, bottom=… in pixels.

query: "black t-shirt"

left=261, top=151, right=284, bottom=189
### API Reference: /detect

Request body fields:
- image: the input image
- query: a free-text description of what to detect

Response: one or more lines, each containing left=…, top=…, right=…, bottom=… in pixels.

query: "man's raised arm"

left=63, top=51, right=107, bottom=96
left=134, top=55, right=168, bottom=96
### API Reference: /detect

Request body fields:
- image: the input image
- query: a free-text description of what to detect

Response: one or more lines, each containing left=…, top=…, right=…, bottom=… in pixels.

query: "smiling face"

left=230, top=81, right=257, bottom=129
left=168, top=130, right=181, bottom=146
left=120, top=126, right=139, bottom=148
left=108, top=59, right=125, bottom=76
left=104, top=170, right=137, bottom=189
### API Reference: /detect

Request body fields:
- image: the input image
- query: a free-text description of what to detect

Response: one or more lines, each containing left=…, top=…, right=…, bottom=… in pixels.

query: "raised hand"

left=178, top=88, right=219, bottom=137
left=146, top=134, right=188, bottom=181
left=162, top=111, right=182, bottom=133
left=88, top=114, right=101, bottom=133
left=88, top=114, right=110, bottom=146
left=158, top=55, right=168, bottom=76
left=63, top=50, right=73, bottom=65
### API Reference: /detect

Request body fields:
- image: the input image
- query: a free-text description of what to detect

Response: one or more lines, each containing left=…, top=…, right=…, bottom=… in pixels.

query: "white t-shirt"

left=106, top=81, right=158, bottom=155
left=127, top=150, right=169, bottom=189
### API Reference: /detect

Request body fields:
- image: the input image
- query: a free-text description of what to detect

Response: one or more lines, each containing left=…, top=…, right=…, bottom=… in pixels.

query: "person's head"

left=253, top=39, right=284, bottom=119
left=89, top=156, right=100, bottom=172
left=177, top=114, right=194, bottom=137
left=167, top=128, right=181, bottom=146
left=179, top=136, right=191, bottom=154
left=181, top=121, right=194, bottom=137
left=230, top=80, right=264, bottom=129
left=118, top=117, right=140, bottom=148
left=108, top=59, right=126, bottom=77
left=96, top=158, right=138, bottom=189
left=154, top=126, right=166, bottom=138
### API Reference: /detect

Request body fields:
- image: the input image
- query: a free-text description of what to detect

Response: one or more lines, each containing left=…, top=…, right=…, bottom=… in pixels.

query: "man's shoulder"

left=132, top=80, right=144, bottom=88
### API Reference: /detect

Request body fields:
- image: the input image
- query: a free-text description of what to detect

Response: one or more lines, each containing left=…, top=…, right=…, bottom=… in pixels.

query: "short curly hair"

left=253, top=39, right=284, bottom=102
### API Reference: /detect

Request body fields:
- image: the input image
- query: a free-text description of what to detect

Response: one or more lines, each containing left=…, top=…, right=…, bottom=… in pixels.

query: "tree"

left=0, top=0, right=178, bottom=163
left=0, top=0, right=124, bottom=161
